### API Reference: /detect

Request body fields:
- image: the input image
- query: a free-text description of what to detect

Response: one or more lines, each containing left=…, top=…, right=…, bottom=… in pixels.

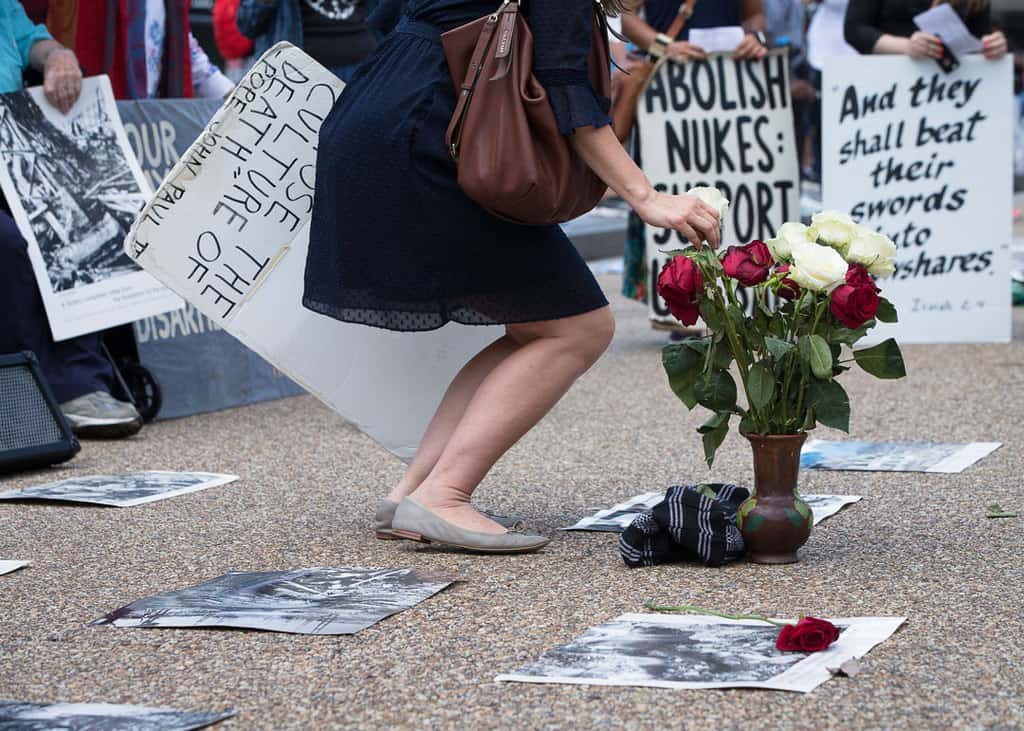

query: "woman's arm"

left=235, top=0, right=280, bottom=39
left=621, top=7, right=706, bottom=61
left=843, top=0, right=941, bottom=58
left=571, top=125, right=721, bottom=248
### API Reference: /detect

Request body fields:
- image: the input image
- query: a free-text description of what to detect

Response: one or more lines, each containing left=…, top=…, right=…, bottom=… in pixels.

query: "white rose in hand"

left=766, top=221, right=812, bottom=263
left=686, top=186, right=729, bottom=221
left=809, top=210, right=858, bottom=254
left=788, top=242, right=849, bottom=292
left=847, top=226, right=897, bottom=278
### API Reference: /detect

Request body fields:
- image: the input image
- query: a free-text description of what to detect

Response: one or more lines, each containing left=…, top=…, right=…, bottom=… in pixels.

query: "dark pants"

left=0, top=211, right=114, bottom=403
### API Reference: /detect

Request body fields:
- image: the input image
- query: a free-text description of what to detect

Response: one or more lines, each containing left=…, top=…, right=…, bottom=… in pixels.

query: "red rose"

left=775, top=264, right=800, bottom=300
left=776, top=617, right=841, bottom=653
left=831, top=265, right=880, bottom=329
left=657, top=256, right=704, bottom=326
left=722, top=240, right=773, bottom=286
left=844, top=263, right=879, bottom=290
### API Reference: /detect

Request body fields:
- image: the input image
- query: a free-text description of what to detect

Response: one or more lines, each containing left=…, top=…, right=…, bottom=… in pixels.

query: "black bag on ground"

left=0, top=351, right=80, bottom=474
left=619, top=484, right=750, bottom=568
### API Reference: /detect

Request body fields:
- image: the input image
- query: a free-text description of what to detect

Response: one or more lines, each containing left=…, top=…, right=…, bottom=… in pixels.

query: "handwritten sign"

left=637, top=50, right=800, bottom=325
left=125, top=44, right=500, bottom=457
left=822, top=56, right=1013, bottom=343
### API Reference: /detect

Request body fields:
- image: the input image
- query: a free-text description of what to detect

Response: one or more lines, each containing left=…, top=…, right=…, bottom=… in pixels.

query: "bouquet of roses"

left=657, top=189, right=907, bottom=466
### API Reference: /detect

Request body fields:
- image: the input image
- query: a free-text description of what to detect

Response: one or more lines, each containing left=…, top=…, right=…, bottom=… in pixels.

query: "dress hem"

left=301, top=295, right=609, bottom=333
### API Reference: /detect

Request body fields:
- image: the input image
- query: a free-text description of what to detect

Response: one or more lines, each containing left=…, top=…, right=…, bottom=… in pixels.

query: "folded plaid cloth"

left=619, top=484, right=750, bottom=568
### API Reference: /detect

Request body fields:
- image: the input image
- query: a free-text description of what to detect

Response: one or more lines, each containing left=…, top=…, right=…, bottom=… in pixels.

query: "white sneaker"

left=59, top=391, right=143, bottom=439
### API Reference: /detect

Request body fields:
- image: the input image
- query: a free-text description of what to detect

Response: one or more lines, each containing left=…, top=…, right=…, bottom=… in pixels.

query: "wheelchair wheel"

left=120, top=362, right=162, bottom=422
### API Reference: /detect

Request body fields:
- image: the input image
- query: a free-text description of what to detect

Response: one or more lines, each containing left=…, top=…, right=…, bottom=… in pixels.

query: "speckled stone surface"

left=1, top=275, right=1021, bottom=730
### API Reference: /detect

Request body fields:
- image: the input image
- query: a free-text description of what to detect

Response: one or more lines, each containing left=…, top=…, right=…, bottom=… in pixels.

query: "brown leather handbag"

left=609, top=0, right=695, bottom=143
left=441, top=0, right=611, bottom=226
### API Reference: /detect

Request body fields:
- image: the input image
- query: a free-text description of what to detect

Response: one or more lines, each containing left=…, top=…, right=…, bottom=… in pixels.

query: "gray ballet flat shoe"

left=374, top=499, right=402, bottom=540
left=390, top=497, right=550, bottom=554
left=374, top=498, right=525, bottom=540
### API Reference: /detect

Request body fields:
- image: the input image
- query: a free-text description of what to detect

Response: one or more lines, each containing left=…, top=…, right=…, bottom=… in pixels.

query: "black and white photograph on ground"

left=564, top=492, right=862, bottom=532
left=801, top=440, right=1002, bottom=473
left=92, top=567, right=457, bottom=635
left=0, top=701, right=233, bottom=730
left=0, top=472, right=239, bottom=507
left=0, top=74, right=180, bottom=341
left=0, top=560, right=30, bottom=576
left=496, top=613, right=906, bottom=693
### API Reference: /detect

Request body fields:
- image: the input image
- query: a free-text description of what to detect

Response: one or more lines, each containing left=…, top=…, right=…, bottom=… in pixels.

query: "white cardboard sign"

left=124, top=44, right=500, bottom=458
left=637, top=50, right=800, bottom=325
left=822, top=56, right=1013, bottom=343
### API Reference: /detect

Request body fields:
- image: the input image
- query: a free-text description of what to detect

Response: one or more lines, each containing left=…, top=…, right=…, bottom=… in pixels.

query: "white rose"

left=788, top=242, right=849, bottom=293
left=847, top=226, right=897, bottom=278
left=766, top=221, right=812, bottom=263
left=686, top=186, right=730, bottom=220
left=809, top=210, right=858, bottom=254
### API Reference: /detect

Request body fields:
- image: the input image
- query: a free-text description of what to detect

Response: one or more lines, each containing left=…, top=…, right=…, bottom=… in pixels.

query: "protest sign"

left=118, top=98, right=304, bottom=419
left=822, top=56, right=1013, bottom=343
left=637, top=50, right=800, bottom=325
left=0, top=75, right=181, bottom=341
left=124, top=44, right=500, bottom=458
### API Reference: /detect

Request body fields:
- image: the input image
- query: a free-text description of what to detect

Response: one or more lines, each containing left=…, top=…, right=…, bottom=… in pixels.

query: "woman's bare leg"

left=386, top=335, right=520, bottom=503
left=407, top=306, right=615, bottom=533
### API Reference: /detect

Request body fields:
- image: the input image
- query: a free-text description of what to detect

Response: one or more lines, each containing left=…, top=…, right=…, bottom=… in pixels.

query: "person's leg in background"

left=0, top=212, right=142, bottom=438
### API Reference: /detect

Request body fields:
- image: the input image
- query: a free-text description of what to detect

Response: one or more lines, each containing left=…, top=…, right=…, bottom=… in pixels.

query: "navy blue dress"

left=303, top=0, right=611, bottom=331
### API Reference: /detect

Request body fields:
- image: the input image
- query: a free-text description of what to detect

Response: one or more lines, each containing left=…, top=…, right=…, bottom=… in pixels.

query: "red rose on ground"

left=722, top=240, right=773, bottom=286
left=775, top=264, right=800, bottom=300
left=776, top=617, right=841, bottom=653
left=657, top=256, right=704, bottom=326
left=831, top=264, right=880, bottom=328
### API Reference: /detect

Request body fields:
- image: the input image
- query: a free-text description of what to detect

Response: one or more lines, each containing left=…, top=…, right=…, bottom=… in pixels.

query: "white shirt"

left=807, top=0, right=859, bottom=71
left=144, top=0, right=234, bottom=98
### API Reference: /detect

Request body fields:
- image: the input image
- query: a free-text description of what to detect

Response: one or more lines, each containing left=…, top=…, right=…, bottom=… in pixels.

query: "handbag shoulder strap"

left=664, top=0, right=697, bottom=42
left=445, top=6, right=508, bottom=160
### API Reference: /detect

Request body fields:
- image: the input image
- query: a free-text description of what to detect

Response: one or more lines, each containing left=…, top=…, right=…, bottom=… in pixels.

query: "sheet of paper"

left=497, top=613, right=906, bottom=693
left=913, top=4, right=983, bottom=55
left=0, top=560, right=30, bottom=576
left=688, top=26, right=747, bottom=54
left=0, top=471, right=239, bottom=507
left=562, top=493, right=861, bottom=531
left=92, top=567, right=456, bottom=635
left=0, top=75, right=181, bottom=341
left=802, top=440, right=1001, bottom=473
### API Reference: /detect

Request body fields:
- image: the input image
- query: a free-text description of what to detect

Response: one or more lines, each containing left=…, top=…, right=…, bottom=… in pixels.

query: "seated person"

left=0, top=0, right=142, bottom=438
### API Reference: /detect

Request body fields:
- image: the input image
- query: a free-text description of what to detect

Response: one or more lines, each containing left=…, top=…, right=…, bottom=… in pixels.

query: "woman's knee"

left=506, top=306, right=614, bottom=361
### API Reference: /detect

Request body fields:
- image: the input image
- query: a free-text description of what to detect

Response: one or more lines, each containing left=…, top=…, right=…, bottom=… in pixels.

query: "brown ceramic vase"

left=737, top=433, right=812, bottom=565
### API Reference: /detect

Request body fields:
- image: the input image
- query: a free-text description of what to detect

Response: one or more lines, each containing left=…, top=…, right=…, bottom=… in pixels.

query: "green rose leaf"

left=875, top=297, right=898, bottom=323
left=697, top=410, right=729, bottom=434
left=702, top=414, right=730, bottom=467
left=726, top=303, right=746, bottom=333
left=694, top=370, right=738, bottom=412
left=747, top=360, right=775, bottom=411
left=765, top=336, right=795, bottom=364
left=799, top=333, right=834, bottom=381
left=699, top=299, right=724, bottom=331
left=853, top=338, right=907, bottom=379
left=682, top=337, right=711, bottom=355
left=662, top=343, right=703, bottom=408
left=713, top=339, right=734, bottom=369
left=806, top=379, right=851, bottom=432
left=831, top=323, right=872, bottom=345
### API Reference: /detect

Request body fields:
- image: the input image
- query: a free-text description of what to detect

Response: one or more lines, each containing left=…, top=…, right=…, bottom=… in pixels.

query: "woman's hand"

left=733, top=33, right=767, bottom=60
left=908, top=31, right=943, bottom=60
left=666, top=41, right=706, bottom=62
left=42, top=48, right=82, bottom=114
left=633, top=191, right=721, bottom=249
left=981, top=31, right=1008, bottom=60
